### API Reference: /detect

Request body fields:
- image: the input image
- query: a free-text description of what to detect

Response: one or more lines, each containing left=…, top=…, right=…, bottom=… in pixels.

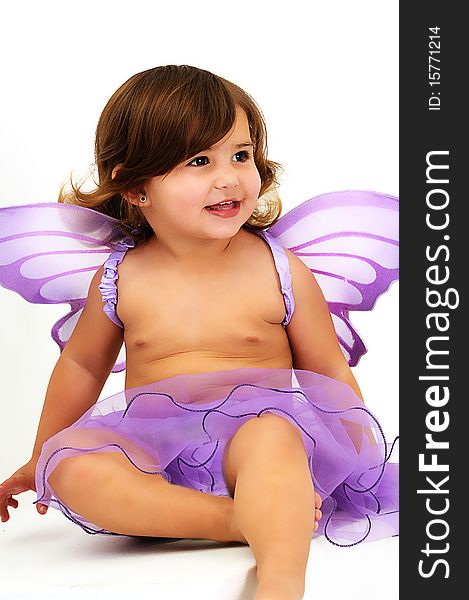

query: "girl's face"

left=136, top=107, right=262, bottom=242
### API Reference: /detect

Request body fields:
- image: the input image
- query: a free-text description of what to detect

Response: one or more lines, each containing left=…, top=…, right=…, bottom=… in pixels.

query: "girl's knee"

left=48, top=451, right=168, bottom=496
left=48, top=452, right=113, bottom=492
left=240, top=413, right=304, bottom=448
left=223, top=413, right=306, bottom=491
left=259, top=412, right=304, bottom=439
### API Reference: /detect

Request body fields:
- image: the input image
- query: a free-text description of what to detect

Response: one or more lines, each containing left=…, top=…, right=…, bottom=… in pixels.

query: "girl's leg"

left=47, top=451, right=245, bottom=543
left=223, top=413, right=316, bottom=600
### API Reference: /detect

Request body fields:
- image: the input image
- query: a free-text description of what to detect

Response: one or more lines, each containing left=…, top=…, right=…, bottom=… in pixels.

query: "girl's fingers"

left=7, top=497, right=19, bottom=508
left=0, top=504, right=10, bottom=522
left=315, top=509, right=322, bottom=521
left=0, top=470, right=36, bottom=522
left=0, top=477, right=31, bottom=521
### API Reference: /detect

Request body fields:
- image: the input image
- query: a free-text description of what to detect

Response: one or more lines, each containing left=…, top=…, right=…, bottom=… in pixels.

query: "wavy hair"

left=59, top=65, right=284, bottom=245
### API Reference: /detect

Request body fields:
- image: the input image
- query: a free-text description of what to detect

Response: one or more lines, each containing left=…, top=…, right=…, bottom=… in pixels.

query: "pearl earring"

left=139, top=195, right=147, bottom=203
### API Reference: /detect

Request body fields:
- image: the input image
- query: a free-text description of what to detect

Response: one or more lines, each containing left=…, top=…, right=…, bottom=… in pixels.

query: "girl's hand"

left=0, top=459, right=48, bottom=522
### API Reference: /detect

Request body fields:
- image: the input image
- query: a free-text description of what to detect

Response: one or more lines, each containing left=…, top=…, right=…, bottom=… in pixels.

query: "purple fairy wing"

left=0, top=202, right=128, bottom=372
left=267, top=191, right=399, bottom=366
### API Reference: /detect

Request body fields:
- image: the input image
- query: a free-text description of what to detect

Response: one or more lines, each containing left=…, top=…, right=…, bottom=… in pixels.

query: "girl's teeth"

left=207, top=202, right=235, bottom=210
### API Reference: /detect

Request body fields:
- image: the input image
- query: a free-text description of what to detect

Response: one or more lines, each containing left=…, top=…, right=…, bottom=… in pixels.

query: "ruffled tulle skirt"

left=34, top=367, right=398, bottom=547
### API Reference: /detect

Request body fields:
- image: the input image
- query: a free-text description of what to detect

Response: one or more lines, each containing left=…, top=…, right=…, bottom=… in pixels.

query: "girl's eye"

left=187, top=150, right=252, bottom=167
left=189, top=156, right=209, bottom=167
left=233, top=150, right=251, bottom=162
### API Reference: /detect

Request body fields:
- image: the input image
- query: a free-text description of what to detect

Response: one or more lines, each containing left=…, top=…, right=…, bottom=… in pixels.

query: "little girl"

left=0, top=65, right=398, bottom=600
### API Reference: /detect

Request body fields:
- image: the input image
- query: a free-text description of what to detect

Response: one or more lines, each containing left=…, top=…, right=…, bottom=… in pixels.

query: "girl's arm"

left=284, top=250, right=375, bottom=449
left=30, top=266, right=124, bottom=461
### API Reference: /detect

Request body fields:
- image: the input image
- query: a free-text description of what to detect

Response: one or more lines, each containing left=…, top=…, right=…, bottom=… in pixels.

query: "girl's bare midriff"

left=117, top=228, right=293, bottom=395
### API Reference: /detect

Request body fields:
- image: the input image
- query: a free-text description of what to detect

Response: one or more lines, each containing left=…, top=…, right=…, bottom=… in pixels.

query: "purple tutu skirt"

left=34, top=367, right=399, bottom=547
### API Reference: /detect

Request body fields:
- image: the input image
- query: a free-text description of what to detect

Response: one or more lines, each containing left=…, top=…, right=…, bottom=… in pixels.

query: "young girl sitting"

left=0, top=64, right=398, bottom=600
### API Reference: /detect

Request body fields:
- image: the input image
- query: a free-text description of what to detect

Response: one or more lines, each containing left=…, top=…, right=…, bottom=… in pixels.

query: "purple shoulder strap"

left=98, top=235, right=135, bottom=328
left=255, top=230, right=295, bottom=327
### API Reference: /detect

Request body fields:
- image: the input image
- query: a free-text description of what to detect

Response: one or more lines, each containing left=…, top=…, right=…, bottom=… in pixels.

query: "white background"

left=0, top=1, right=399, bottom=598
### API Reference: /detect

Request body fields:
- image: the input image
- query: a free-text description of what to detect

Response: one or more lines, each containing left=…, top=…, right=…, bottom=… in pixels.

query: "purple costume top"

left=98, top=229, right=295, bottom=330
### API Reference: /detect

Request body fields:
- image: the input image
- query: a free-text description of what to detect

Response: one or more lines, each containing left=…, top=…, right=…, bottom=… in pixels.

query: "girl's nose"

left=213, top=165, right=239, bottom=189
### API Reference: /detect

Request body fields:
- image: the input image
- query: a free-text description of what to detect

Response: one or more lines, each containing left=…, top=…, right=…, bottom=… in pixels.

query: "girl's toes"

left=314, top=492, right=322, bottom=509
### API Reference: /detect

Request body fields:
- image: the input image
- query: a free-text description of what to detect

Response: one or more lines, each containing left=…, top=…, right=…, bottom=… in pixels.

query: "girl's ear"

left=111, top=164, right=150, bottom=207
left=111, top=163, right=124, bottom=180
left=126, top=190, right=151, bottom=207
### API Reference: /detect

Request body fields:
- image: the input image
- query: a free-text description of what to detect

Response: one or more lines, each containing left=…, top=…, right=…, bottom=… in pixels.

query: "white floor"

left=0, top=493, right=398, bottom=600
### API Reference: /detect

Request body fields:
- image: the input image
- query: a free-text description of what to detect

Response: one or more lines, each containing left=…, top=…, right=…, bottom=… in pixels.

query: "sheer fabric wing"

left=0, top=202, right=127, bottom=372
left=267, top=191, right=399, bottom=366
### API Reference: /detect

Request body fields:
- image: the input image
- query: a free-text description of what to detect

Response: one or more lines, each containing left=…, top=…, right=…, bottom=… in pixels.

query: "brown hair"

left=59, top=65, right=284, bottom=245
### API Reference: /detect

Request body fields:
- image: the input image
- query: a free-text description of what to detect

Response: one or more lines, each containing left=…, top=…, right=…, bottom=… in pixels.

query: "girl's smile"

left=204, top=200, right=241, bottom=218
